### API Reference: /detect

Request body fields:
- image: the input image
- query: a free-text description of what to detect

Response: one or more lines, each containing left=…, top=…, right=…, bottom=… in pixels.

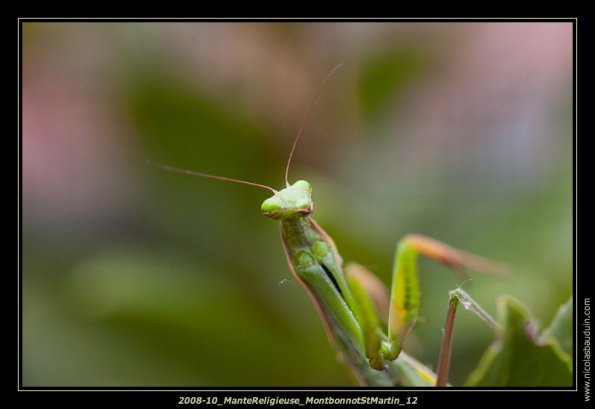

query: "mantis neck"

left=280, top=216, right=318, bottom=250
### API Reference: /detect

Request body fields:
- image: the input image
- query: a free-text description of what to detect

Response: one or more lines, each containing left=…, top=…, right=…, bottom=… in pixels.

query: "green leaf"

left=541, top=296, right=573, bottom=356
left=466, top=295, right=572, bottom=386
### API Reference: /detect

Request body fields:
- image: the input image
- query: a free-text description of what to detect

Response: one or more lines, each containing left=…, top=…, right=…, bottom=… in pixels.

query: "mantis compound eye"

left=261, top=197, right=281, bottom=214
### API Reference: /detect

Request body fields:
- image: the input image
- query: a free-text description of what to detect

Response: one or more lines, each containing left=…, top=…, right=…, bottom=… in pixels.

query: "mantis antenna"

left=148, top=63, right=343, bottom=193
left=146, top=159, right=277, bottom=193
left=284, top=63, right=344, bottom=187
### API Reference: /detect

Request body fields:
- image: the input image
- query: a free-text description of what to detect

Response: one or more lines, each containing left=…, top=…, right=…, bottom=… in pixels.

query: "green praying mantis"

left=149, top=64, right=505, bottom=387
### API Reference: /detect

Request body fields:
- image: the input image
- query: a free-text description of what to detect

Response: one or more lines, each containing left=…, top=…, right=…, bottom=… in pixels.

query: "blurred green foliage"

left=22, top=23, right=572, bottom=386
left=357, top=49, right=426, bottom=121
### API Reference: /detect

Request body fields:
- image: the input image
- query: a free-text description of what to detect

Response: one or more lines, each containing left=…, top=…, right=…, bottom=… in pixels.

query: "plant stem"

left=436, top=296, right=459, bottom=387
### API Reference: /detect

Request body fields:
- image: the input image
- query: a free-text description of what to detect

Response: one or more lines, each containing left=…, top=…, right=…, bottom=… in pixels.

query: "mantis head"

left=261, top=180, right=313, bottom=219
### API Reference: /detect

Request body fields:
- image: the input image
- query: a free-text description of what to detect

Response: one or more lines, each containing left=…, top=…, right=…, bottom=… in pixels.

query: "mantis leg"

left=345, top=263, right=386, bottom=370
left=343, top=240, right=502, bottom=385
left=345, top=262, right=441, bottom=385
left=387, top=234, right=505, bottom=359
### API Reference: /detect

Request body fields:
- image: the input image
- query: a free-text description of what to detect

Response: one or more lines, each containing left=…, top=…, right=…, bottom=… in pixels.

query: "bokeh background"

left=22, top=22, right=573, bottom=386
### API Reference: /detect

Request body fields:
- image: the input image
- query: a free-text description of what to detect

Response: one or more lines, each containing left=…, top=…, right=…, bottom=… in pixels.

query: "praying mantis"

left=149, top=65, right=505, bottom=387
